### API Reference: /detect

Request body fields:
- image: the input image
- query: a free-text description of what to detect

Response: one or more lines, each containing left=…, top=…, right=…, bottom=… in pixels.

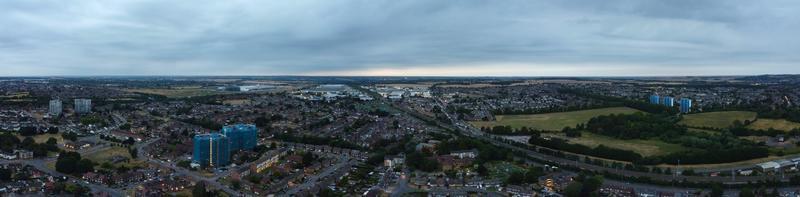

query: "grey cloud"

left=0, top=0, right=798, bottom=76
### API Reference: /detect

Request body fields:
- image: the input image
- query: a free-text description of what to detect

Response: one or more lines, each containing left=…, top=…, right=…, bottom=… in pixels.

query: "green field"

left=551, top=132, right=689, bottom=157
left=747, top=118, right=800, bottom=131
left=123, top=86, right=224, bottom=98
left=678, top=111, right=757, bottom=129
left=85, top=147, right=145, bottom=168
left=470, top=107, right=641, bottom=131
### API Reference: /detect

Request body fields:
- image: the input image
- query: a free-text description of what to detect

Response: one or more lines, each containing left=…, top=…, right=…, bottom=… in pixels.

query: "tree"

left=710, top=183, right=723, bottom=197
left=46, top=137, right=58, bottom=146
left=739, top=187, right=755, bottom=197
left=193, top=181, right=210, bottom=197
left=506, top=171, right=525, bottom=185
left=0, top=168, right=11, bottom=181
left=129, top=148, right=138, bottom=159
left=581, top=175, right=604, bottom=196
left=564, top=182, right=583, bottom=197
left=524, top=167, right=544, bottom=183
left=476, top=164, right=488, bottom=177
left=21, top=137, right=35, bottom=149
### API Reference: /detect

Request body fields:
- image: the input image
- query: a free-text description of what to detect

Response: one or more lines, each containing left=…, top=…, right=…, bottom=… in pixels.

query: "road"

left=284, top=156, right=356, bottom=195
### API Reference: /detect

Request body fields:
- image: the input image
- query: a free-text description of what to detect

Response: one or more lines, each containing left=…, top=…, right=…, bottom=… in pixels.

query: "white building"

left=74, top=99, right=92, bottom=114
left=49, top=99, right=62, bottom=116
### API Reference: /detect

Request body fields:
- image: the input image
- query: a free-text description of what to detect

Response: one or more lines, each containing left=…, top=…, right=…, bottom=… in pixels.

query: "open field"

left=678, top=111, right=757, bottom=129
left=470, top=107, right=641, bottom=131
left=122, top=87, right=224, bottom=98
left=549, top=132, right=688, bottom=157
left=85, top=146, right=146, bottom=168
left=747, top=118, right=800, bottom=131
left=16, top=133, right=65, bottom=144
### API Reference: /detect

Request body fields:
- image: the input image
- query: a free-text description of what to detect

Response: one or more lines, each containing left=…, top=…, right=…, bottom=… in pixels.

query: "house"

left=109, top=131, right=144, bottom=142
left=15, top=150, right=33, bottom=159
left=0, top=153, right=17, bottom=160
left=65, top=141, right=92, bottom=150
left=384, top=155, right=405, bottom=169
left=231, top=166, right=251, bottom=181
left=449, top=149, right=478, bottom=159
left=505, top=185, right=534, bottom=197
left=252, top=149, right=286, bottom=173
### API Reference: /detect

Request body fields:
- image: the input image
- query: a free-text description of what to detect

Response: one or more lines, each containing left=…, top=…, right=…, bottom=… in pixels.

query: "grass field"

left=470, top=107, right=641, bottom=131
left=678, top=111, right=757, bottom=129
left=747, top=118, right=800, bottom=131
left=123, top=86, right=223, bottom=98
left=551, top=132, right=688, bottom=157
left=85, top=146, right=145, bottom=168
left=16, top=133, right=64, bottom=144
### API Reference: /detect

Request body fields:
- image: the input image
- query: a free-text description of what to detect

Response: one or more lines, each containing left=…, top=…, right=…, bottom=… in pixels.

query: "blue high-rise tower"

left=662, top=96, right=675, bottom=107
left=222, top=124, right=258, bottom=151
left=680, top=98, right=692, bottom=113
left=650, top=95, right=661, bottom=105
left=192, top=133, right=230, bottom=167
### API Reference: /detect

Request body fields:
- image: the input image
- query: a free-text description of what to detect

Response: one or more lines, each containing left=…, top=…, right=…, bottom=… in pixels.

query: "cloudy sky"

left=1, top=0, right=798, bottom=76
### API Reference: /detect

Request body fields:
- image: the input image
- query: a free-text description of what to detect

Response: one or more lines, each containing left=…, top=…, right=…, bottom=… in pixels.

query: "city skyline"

left=1, top=0, right=799, bottom=76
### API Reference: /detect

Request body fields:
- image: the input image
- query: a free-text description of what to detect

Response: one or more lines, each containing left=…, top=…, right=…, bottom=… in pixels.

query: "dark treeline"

left=528, top=136, right=643, bottom=162
left=585, top=112, right=685, bottom=140
left=492, top=104, right=615, bottom=116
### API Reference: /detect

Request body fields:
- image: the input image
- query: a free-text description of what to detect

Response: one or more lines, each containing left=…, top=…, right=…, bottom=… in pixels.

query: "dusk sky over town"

left=1, top=0, right=798, bottom=76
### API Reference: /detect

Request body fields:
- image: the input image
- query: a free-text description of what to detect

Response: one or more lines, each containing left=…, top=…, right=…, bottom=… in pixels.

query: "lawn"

left=747, top=118, right=800, bottom=131
left=678, top=111, right=757, bottom=129
left=470, top=107, right=641, bottom=131
left=550, top=132, right=689, bottom=157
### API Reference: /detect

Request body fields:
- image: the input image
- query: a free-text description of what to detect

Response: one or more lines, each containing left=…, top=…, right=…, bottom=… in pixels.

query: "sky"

left=1, top=0, right=798, bottom=76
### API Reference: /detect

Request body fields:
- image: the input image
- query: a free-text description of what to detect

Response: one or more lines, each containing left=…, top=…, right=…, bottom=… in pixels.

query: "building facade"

left=649, top=95, right=660, bottom=105
left=662, top=96, right=675, bottom=107
left=49, top=99, right=62, bottom=116
left=222, top=124, right=258, bottom=151
left=192, top=133, right=231, bottom=167
left=680, top=98, right=692, bottom=113
left=74, top=99, right=92, bottom=114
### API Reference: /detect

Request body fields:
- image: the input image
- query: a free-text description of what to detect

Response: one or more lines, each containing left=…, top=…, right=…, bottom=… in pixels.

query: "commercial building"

left=649, top=95, right=660, bottom=105
left=192, top=133, right=230, bottom=167
left=662, top=96, right=675, bottom=107
left=49, top=99, right=62, bottom=116
left=680, top=98, right=692, bottom=113
left=74, top=99, right=92, bottom=114
left=222, top=124, right=258, bottom=151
